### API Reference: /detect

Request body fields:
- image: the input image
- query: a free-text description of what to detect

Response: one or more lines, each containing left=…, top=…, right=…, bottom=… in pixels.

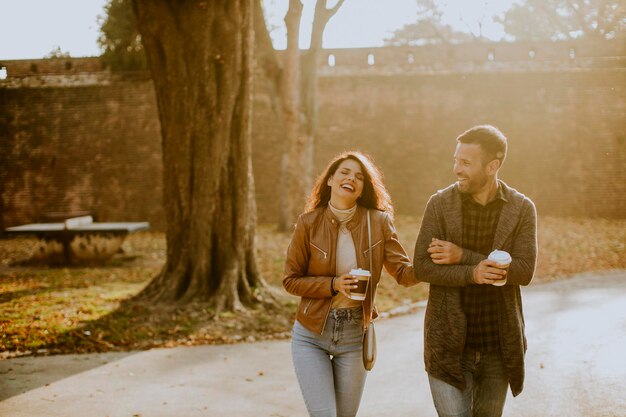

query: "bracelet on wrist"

left=331, top=277, right=338, bottom=296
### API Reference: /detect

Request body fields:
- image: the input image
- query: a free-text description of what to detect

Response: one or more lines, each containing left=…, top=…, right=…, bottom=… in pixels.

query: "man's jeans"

left=291, top=307, right=366, bottom=417
left=428, top=350, right=509, bottom=417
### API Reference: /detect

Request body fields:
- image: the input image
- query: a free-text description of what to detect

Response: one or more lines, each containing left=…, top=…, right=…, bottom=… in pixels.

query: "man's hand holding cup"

left=473, top=250, right=511, bottom=285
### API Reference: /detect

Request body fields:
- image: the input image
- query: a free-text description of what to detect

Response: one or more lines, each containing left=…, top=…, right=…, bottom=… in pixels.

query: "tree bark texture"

left=131, top=0, right=264, bottom=312
left=302, top=0, right=345, bottom=139
left=275, top=0, right=345, bottom=231
left=278, top=0, right=309, bottom=231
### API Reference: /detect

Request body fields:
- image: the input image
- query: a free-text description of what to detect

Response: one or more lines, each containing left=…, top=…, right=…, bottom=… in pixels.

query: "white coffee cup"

left=488, top=249, right=511, bottom=286
left=348, top=268, right=371, bottom=301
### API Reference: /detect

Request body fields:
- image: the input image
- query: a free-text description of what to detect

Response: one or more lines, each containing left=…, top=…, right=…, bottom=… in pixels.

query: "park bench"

left=4, top=216, right=150, bottom=264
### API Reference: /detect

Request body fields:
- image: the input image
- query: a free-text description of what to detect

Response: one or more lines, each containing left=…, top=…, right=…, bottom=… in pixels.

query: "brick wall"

left=0, top=57, right=103, bottom=77
left=1, top=42, right=625, bottom=230
left=313, top=70, right=625, bottom=220
left=0, top=82, right=163, bottom=229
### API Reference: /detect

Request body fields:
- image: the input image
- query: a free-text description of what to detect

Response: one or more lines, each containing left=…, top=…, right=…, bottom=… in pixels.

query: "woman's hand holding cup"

left=333, top=273, right=359, bottom=298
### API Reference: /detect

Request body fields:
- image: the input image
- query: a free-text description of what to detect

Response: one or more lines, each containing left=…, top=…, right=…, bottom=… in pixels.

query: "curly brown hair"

left=304, top=151, right=394, bottom=218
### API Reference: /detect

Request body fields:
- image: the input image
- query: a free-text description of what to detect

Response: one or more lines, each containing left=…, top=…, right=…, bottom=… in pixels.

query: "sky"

left=0, top=0, right=518, bottom=60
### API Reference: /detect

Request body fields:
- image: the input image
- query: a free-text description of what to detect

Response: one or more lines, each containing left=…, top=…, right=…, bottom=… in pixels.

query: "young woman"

left=283, top=151, right=418, bottom=417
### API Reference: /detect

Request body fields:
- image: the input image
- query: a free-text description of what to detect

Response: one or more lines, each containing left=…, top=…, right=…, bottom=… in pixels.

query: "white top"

left=329, top=204, right=361, bottom=309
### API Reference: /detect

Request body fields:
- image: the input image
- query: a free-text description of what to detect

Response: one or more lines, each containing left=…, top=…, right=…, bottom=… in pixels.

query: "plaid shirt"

left=461, top=186, right=506, bottom=353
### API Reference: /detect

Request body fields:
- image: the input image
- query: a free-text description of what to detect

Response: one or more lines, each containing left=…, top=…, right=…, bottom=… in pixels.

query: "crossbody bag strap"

left=367, top=210, right=374, bottom=319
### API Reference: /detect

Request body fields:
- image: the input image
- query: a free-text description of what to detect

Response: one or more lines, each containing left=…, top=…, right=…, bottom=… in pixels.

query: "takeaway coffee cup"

left=488, top=249, right=511, bottom=286
left=348, top=268, right=371, bottom=301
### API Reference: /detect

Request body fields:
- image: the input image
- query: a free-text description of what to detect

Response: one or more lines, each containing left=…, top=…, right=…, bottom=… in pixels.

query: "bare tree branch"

left=327, top=0, right=346, bottom=19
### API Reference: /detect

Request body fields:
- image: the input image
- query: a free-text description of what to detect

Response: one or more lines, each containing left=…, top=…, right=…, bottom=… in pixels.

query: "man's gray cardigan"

left=414, top=180, right=537, bottom=397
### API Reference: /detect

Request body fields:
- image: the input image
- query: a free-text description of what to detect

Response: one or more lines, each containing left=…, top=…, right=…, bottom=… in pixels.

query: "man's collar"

left=461, top=182, right=508, bottom=205
left=495, top=182, right=508, bottom=202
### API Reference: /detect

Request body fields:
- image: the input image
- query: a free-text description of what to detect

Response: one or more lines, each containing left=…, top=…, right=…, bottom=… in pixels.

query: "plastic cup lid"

left=350, top=268, right=371, bottom=276
left=488, top=249, right=512, bottom=263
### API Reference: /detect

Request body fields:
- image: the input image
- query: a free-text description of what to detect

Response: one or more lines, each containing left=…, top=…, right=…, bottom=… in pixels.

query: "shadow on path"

left=0, top=351, right=135, bottom=400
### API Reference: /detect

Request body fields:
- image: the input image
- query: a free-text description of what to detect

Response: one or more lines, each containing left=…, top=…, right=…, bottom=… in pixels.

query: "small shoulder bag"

left=362, top=209, right=377, bottom=371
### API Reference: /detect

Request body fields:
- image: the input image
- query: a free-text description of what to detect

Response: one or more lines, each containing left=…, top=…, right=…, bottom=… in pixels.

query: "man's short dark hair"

left=456, top=125, right=508, bottom=165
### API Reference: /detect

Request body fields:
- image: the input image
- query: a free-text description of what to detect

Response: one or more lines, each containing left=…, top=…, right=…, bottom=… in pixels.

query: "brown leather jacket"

left=283, top=205, right=418, bottom=335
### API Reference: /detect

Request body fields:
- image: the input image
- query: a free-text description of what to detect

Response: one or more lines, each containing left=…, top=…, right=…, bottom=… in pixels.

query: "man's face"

left=453, top=143, right=490, bottom=195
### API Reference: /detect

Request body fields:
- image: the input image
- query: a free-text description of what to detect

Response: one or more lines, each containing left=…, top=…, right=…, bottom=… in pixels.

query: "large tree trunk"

left=275, top=0, right=345, bottom=231
left=132, top=0, right=266, bottom=312
left=299, top=0, right=345, bottom=210
left=254, top=0, right=283, bottom=97
left=278, top=0, right=308, bottom=231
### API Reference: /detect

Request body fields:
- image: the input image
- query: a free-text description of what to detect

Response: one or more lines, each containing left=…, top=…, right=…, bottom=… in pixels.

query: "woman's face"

left=327, top=158, right=365, bottom=208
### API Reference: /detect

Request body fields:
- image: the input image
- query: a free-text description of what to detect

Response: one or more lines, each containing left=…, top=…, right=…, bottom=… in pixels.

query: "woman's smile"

left=341, top=182, right=355, bottom=192
left=328, top=159, right=365, bottom=208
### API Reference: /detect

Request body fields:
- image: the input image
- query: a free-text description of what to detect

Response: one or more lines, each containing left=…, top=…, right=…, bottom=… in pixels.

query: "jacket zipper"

left=303, top=299, right=313, bottom=314
left=311, top=212, right=337, bottom=334
left=320, top=303, right=332, bottom=335
left=310, top=243, right=328, bottom=259
left=364, top=239, right=383, bottom=256
left=303, top=299, right=332, bottom=335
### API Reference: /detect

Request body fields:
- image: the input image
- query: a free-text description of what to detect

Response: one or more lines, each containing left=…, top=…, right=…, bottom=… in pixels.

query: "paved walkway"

left=1, top=270, right=625, bottom=417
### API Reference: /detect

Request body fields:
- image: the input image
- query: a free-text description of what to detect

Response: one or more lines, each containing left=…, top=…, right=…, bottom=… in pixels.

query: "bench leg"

left=62, top=231, right=72, bottom=264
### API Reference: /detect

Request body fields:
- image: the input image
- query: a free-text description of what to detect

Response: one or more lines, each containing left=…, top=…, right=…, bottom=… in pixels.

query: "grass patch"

left=1, top=216, right=624, bottom=357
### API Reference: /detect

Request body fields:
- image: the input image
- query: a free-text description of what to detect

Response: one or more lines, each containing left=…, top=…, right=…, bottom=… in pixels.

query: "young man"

left=414, top=125, right=537, bottom=417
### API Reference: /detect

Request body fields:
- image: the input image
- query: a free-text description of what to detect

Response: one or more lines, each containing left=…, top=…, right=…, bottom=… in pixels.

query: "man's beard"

left=458, top=174, right=488, bottom=194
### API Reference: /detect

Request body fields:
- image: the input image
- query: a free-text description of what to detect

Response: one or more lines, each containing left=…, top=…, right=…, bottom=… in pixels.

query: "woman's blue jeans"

left=428, top=350, right=509, bottom=417
left=291, top=307, right=367, bottom=417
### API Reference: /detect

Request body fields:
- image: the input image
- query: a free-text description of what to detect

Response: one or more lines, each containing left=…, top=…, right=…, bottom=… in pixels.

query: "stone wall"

left=313, top=70, right=625, bottom=220
left=1, top=41, right=625, bottom=230
left=319, top=39, right=625, bottom=74
left=0, top=82, right=163, bottom=229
